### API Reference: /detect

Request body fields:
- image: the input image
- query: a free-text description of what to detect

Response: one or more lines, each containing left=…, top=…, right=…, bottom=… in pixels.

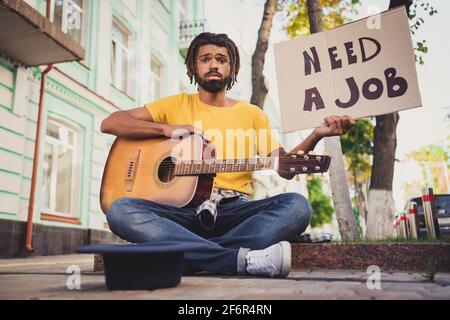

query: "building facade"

left=0, top=0, right=307, bottom=258
left=0, top=0, right=207, bottom=258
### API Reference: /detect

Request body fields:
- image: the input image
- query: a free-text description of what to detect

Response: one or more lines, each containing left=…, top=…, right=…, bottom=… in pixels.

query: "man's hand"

left=313, top=115, right=356, bottom=138
left=161, top=124, right=210, bottom=141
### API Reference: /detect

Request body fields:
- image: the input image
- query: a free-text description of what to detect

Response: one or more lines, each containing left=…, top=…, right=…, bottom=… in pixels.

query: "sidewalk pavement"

left=0, top=254, right=449, bottom=300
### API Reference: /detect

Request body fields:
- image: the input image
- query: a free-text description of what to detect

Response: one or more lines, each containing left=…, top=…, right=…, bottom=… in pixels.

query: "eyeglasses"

left=197, top=55, right=230, bottom=66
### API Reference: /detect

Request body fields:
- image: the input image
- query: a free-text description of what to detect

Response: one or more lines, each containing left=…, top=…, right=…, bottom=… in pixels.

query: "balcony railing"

left=179, top=19, right=207, bottom=57
left=0, top=0, right=84, bottom=67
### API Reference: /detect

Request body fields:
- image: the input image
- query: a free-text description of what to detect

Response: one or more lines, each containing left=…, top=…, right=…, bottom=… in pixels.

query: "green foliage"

left=340, top=119, right=374, bottom=187
left=282, top=0, right=356, bottom=38
left=307, top=176, right=334, bottom=228
left=406, top=144, right=449, bottom=193
left=422, top=257, right=439, bottom=282
left=409, top=1, right=437, bottom=65
left=407, top=144, right=448, bottom=163
left=341, top=120, right=374, bottom=164
left=352, top=207, right=363, bottom=235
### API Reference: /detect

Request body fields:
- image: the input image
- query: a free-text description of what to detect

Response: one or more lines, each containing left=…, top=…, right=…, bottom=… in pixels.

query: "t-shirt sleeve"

left=144, top=94, right=185, bottom=124
left=254, top=111, right=283, bottom=157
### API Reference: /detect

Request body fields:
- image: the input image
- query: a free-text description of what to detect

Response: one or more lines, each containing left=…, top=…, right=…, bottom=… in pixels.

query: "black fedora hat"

left=76, top=241, right=202, bottom=290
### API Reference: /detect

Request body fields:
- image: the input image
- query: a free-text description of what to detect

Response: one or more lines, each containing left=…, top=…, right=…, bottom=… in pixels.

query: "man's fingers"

left=343, top=115, right=356, bottom=132
left=190, top=126, right=210, bottom=142
left=324, top=115, right=357, bottom=135
left=331, top=116, right=342, bottom=133
left=324, top=116, right=334, bottom=128
left=348, top=116, right=356, bottom=126
left=342, top=117, right=350, bottom=131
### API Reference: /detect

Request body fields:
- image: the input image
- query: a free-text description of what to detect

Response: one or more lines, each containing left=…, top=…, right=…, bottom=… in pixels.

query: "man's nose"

left=209, top=58, right=219, bottom=68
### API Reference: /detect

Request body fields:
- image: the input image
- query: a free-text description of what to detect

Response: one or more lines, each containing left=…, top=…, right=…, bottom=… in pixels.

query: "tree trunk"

left=357, top=182, right=368, bottom=235
left=306, top=0, right=323, bottom=33
left=366, top=113, right=399, bottom=239
left=357, top=182, right=368, bottom=221
left=366, top=0, right=411, bottom=239
left=307, top=0, right=359, bottom=239
left=250, top=0, right=278, bottom=109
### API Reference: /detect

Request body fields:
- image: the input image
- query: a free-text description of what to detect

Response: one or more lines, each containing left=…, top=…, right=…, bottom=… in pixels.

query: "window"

left=53, top=0, right=88, bottom=47
left=111, top=19, right=132, bottom=95
left=42, top=119, right=80, bottom=216
left=150, top=57, right=164, bottom=101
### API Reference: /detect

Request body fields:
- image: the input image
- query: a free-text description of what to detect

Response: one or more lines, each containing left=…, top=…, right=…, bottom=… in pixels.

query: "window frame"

left=111, top=17, right=133, bottom=96
left=41, top=118, right=81, bottom=219
left=150, top=56, right=164, bottom=101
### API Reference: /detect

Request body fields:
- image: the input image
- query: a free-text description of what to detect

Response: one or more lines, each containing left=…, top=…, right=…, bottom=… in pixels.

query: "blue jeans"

left=106, top=192, right=312, bottom=275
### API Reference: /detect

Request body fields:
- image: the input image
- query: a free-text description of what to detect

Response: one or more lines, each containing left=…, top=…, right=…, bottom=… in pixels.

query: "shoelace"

left=246, top=247, right=278, bottom=275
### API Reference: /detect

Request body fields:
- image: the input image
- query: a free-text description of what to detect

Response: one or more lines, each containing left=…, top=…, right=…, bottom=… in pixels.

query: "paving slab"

left=1, top=254, right=449, bottom=300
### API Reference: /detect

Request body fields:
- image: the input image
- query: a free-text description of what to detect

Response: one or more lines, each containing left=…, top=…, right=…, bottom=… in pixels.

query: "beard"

left=195, top=74, right=232, bottom=93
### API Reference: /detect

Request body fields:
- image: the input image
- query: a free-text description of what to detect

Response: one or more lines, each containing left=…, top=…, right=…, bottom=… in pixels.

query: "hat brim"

left=76, top=242, right=203, bottom=290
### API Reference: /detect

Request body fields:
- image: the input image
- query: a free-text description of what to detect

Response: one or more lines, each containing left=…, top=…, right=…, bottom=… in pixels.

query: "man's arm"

left=100, top=107, right=164, bottom=139
left=100, top=107, right=203, bottom=139
left=270, top=115, right=355, bottom=180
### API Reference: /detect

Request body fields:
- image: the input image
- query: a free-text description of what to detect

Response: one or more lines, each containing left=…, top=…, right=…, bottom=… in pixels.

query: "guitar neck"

left=174, top=158, right=278, bottom=175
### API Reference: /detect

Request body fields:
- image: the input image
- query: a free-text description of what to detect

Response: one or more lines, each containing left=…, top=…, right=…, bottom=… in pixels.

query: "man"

left=101, top=33, right=355, bottom=278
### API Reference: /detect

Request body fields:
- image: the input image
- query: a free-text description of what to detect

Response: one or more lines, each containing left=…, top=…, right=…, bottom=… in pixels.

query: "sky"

left=204, top=0, right=450, bottom=210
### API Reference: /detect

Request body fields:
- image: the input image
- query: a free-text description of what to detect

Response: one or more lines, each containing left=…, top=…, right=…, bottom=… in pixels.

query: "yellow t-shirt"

left=144, top=93, right=282, bottom=195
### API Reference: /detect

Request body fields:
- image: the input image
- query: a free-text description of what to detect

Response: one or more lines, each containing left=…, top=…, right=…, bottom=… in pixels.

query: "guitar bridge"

left=125, top=149, right=140, bottom=192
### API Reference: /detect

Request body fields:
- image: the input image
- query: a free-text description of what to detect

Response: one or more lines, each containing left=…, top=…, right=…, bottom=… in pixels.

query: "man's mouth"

left=206, top=73, right=222, bottom=80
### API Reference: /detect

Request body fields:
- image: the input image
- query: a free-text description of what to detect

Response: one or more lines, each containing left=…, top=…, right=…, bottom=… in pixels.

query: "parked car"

left=404, top=194, right=450, bottom=237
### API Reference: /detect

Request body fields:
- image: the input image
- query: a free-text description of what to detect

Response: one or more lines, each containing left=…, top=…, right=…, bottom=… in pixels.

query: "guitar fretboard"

left=174, top=158, right=278, bottom=175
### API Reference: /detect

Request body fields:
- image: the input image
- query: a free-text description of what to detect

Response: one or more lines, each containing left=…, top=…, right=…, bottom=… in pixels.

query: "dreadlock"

left=185, top=32, right=240, bottom=91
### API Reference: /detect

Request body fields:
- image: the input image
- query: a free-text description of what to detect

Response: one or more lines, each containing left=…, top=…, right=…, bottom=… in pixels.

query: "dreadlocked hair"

left=185, top=32, right=240, bottom=91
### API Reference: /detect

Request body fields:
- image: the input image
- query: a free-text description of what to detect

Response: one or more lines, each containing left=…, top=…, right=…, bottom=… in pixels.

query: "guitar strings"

left=131, top=164, right=319, bottom=174
left=115, top=159, right=320, bottom=166
left=118, top=157, right=324, bottom=174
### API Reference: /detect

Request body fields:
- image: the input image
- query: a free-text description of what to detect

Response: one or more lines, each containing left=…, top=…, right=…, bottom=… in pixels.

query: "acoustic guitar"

left=100, top=134, right=331, bottom=214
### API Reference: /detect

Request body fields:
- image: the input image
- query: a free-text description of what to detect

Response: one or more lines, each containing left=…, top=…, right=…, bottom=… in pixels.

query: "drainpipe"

left=46, top=0, right=50, bottom=18
left=25, top=64, right=53, bottom=252
left=25, top=0, right=53, bottom=252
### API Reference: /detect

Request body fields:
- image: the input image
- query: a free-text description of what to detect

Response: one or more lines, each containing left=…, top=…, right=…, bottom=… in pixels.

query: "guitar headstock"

left=278, top=152, right=331, bottom=177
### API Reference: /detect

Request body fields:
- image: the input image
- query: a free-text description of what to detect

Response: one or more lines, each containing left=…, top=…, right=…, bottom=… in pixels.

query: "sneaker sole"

left=279, top=241, right=291, bottom=277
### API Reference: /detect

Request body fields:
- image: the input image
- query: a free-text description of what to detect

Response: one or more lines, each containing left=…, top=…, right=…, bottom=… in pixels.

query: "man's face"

left=194, top=44, right=231, bottom=93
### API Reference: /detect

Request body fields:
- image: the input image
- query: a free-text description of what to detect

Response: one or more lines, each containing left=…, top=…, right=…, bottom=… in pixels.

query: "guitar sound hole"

left=158, top=157, right=176, bottom=183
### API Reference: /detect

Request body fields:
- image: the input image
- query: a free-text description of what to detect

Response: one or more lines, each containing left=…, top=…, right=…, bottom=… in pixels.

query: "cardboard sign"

left=274, top=7, right=422, bottom=132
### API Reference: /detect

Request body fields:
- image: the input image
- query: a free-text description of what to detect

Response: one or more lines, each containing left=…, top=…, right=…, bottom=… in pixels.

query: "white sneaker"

left=245, top=241, right=291, bottom=278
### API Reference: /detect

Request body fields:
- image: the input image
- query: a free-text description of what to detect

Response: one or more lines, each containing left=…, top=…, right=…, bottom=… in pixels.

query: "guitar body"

left=100, top=134, right=214, bottom=214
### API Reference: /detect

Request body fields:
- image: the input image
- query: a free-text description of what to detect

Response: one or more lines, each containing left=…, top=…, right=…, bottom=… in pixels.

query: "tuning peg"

left=306, top=174, right=313, bottom=181
left=319, top=173, right=325, bottom=181
left=296, top=150, right=305, bottom=155
left=308, top=151, right=316, bottom=155
left=295, top=175, right=300, bottom=182
left=322, top=151, right=329, bottom=156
